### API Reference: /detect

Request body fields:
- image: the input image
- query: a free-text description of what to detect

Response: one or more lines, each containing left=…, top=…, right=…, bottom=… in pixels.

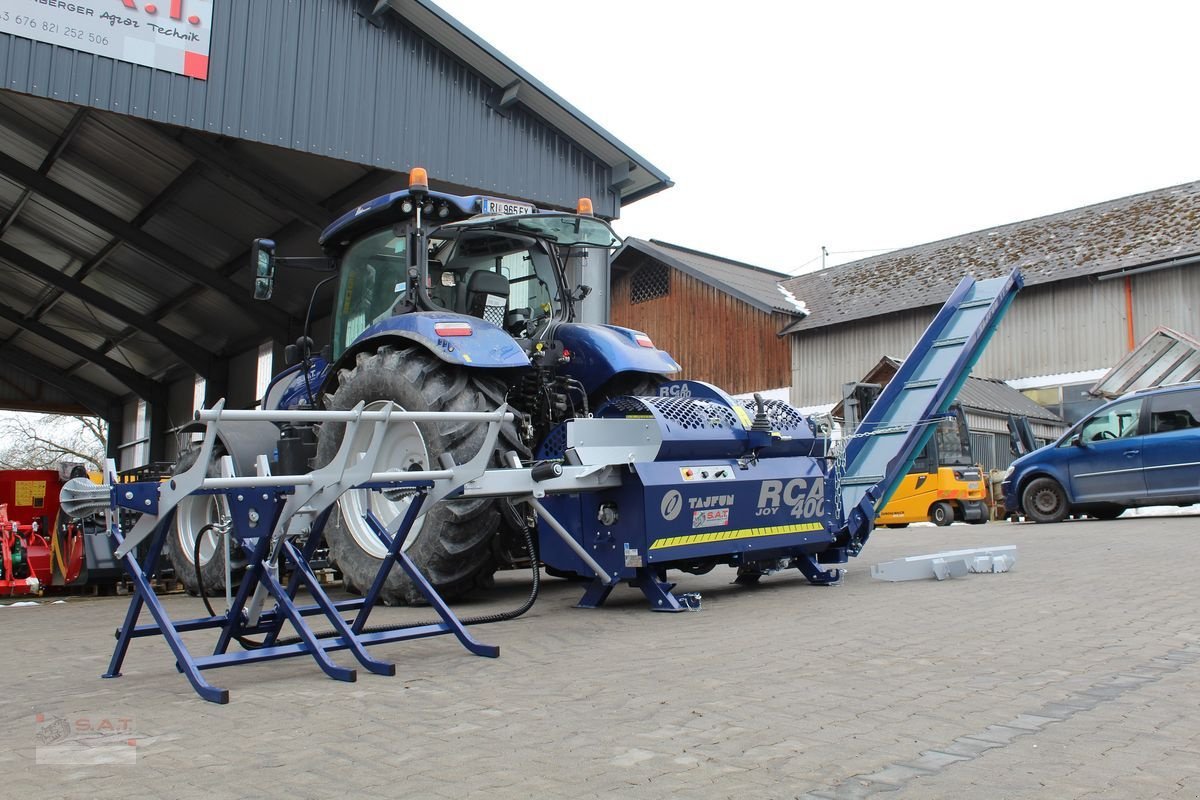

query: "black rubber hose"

left=194, top=523, right=265, bottom=650
left=269, top=499, right=541, bottom=646
left=194, top=500, right=542, bottom=649
left=286, top=499, right=541, bottom=640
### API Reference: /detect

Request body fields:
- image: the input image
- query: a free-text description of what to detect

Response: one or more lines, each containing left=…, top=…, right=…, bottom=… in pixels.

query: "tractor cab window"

left=1074, top=398, right=1142, bottom=444
left=430, top=230, right=558, bottom=333
left=332, top=228, right=408, bottom=357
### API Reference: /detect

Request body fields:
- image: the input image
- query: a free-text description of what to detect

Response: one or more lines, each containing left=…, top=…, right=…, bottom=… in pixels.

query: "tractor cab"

left=312, top=169, right=620, bottom=361
left=328, top=207, right=619, bottom=359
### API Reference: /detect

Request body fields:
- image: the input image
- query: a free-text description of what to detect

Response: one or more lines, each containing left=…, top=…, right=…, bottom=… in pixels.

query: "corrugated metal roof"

left=958, top=377, right=1065, bottom=424
left=0, top=0, right=671, bottom=417
left=781, top=180, right=1200, bottom=333
left=0, top=0, right=670, bottom=217
left=390, top=0, right=671, bottom=205
left=835, top=356, right=1065, bottom=425
left=1091, top=326, right=1200, bottom=398
left=616, top=238, right=805, bottom=317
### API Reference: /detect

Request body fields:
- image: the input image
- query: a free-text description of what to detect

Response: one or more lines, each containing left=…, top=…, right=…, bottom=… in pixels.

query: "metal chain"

left=828, top=416, right=950, bottom=522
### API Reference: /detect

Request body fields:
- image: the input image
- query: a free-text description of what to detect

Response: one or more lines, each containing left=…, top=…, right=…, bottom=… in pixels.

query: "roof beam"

left=0, top=348, right=117, bottom=417
left=0, top=239, right=215, bottom=376
left=0, top=300, right=162, bottom=400
left=0, top=107, right=90, bottom=237
left=24, top=160, right=206, bottom=322
left=175, top=132, right=330, bottom=230
left=320, top=168, right=396, bottom=216
left=357, top=0, right=390, bottom=26
left=0, top=150, right=298, bottom=338
left=67, top=169, right=396, bottom=368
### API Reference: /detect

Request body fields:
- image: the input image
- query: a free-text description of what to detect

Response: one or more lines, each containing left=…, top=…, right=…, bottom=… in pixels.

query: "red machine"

left=0, top=469, right=86, bottom=595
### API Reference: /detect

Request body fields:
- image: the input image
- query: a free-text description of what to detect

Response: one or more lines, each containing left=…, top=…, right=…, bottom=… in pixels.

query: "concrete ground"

left=2, top=513, right=1198, bottom=799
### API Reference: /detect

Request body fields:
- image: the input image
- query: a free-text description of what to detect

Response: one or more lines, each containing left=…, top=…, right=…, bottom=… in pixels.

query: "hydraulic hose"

left=194, top=523, right=266, bottom=650
left=195, top=500, right=542, bottom=650
left=278, top=498, right=542, bottom=641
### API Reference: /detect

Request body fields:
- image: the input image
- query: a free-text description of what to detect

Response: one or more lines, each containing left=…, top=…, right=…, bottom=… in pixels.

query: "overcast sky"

left=434, top=1, right=1200, bottom=273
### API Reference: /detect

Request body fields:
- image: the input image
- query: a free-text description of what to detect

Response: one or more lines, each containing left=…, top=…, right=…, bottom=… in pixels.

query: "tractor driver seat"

left=464, top=270, right=510, bottom=326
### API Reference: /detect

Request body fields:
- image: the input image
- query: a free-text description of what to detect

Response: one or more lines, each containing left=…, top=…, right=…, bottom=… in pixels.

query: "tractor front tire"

left=317, top=346, right=523, bottom=606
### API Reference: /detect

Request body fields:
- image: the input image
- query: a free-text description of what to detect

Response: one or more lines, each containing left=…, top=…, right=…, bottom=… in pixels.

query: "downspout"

left=1124, top=276, right=1135, bottom=352
left=1096, top=251, right=1200, bottom=351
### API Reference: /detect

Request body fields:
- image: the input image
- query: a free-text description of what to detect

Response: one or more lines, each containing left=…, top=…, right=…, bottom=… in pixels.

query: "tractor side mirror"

left=251, top=238, right=277, bottom=300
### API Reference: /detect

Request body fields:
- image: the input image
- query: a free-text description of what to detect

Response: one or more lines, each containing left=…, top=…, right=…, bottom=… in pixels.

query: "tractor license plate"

left=481, top=197, right=535, bottom=216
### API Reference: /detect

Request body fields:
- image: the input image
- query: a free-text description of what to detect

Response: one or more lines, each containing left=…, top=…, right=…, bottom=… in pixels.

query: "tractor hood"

left=555, top=323, right=681, bottom=394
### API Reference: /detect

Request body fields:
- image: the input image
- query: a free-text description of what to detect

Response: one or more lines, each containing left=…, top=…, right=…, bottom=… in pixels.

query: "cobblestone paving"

left=2, top=513, right=1198, bottom=798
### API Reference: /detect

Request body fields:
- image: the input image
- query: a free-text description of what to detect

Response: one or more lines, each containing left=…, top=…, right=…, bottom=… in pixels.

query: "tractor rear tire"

left=316, top=346, right=525, bottom=606
left=167, top=445, right=241, bottom=598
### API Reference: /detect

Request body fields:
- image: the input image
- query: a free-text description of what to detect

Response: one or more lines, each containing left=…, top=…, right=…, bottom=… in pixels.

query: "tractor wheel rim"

left=338, top=400, right=430, bottom=559
left=176, top=492, right=229, bottom=567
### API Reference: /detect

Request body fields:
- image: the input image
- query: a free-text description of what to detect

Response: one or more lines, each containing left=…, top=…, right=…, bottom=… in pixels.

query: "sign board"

left=14, top=480, right=46, bottom=507
left=0, top=0, right=213, bottom=80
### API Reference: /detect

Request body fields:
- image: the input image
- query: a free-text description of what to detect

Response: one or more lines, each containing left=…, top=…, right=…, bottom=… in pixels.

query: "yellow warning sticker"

left=14, top=480, right=46, bottom=507
left=649, top=521, right=824, bottom=550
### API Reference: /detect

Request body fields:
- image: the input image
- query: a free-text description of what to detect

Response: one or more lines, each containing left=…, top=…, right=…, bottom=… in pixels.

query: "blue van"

left=1002, top=382, right=1200, bottom=522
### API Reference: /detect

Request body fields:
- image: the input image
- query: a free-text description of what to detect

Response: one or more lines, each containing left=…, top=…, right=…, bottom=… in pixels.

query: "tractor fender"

left=176, top=420, right=282, bottom=478
left=266, top=358, right=330, bottom=411
left=556, top=323, right=681, bottom=394
left=337, top=312, right=530, bottom=375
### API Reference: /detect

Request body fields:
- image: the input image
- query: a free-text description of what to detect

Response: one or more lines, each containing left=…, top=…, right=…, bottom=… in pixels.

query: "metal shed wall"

left=0, top=0, right=620, bottom=215
left=788, top=268, right=1200, bottom=407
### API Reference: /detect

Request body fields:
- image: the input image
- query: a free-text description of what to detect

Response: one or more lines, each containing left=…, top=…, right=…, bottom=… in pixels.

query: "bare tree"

left=0, top=413, right=108, bottom=471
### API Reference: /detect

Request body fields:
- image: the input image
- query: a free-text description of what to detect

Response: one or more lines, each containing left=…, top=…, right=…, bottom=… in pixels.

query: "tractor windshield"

left=426, top=227, right=561, bottom=331
left=483, top=213, right=622, bottom=248
left=331, top=224, right=567, bottom=356
left=331, top=228, right=408, bottom=357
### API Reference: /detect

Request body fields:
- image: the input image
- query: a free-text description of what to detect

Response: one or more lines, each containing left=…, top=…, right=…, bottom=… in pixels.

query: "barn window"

left=630, top=262, right=670, bottom=303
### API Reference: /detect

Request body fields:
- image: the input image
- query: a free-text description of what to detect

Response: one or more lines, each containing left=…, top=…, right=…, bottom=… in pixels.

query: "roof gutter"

left=392, top=0, right=672, bottom=205
left=1094, top=252, right=1200, bottom=281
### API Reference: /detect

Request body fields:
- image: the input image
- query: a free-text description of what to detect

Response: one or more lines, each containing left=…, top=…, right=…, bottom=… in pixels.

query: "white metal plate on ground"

left=871, top=545, right=1017, bottom=582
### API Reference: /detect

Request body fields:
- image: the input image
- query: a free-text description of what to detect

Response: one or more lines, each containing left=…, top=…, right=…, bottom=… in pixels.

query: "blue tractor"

left=172, top=169, right=680, bottom=604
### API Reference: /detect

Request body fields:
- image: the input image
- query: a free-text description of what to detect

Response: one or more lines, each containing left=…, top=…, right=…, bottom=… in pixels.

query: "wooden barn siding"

left=611, top=270, right=791, bottom=395
left=787, top=268, right=1200, bottom=407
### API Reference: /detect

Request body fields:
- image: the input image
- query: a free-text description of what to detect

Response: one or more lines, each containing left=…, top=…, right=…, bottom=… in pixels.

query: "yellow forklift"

left=875, top=406, right=988, bottom=527
left=843, top=383, right=986, bottom=527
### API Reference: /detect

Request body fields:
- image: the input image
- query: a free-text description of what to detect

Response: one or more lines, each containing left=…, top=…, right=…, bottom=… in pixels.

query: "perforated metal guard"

left=738, top=398, right=811, bottom=434
left=536, top=424, right=569, bottom=460
left=605, top=395, right=740, bottom=430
